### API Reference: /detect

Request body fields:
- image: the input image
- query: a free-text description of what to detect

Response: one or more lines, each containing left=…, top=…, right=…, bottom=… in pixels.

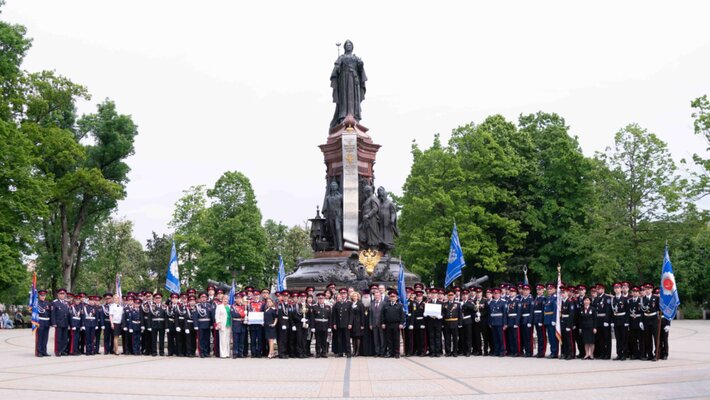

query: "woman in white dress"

left=108, top=294, right=123, bottom=355
left=215, top=296, right=231, bottom=358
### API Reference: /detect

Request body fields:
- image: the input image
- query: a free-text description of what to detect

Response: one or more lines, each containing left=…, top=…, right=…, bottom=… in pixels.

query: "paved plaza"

left=0, top=320, right=708, bottom=399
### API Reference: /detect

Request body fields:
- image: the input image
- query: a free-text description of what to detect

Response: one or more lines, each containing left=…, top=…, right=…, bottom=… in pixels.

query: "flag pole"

left=656, top=242, right=667, bottom=361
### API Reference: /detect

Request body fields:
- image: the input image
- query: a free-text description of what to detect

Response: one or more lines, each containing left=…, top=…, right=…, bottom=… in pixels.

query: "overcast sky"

left=4, top=1, right=709, bottom=244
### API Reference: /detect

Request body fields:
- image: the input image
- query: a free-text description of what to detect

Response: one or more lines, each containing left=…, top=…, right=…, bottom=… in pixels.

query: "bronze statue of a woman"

left=330, top=40, right=367, bottom=128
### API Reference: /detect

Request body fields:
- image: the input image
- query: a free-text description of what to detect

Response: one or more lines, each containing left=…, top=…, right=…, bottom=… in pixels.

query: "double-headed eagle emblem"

left=358, top=249, right=381, bottom=276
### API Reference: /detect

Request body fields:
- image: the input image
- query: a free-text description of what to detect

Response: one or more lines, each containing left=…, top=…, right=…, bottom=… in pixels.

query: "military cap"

left=170, top=293, right=179, bottom=298
left=388, top=290, right=398, bottom=296
left=38, top=289, right=48, bottom=295
left=188, top=295, right=196, bottom=301
left=509, top=287, right=518, bottom=293
left=316, top=293, right=325, bottom=298
left=57, top=288, right=67, bottom=294
left=446, top=289, right=455, bottom=296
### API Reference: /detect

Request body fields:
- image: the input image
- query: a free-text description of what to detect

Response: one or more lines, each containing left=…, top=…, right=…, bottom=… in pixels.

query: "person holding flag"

left=659, top=245, right=680, bottom=360
left=35, top=287, right=51, bottom=357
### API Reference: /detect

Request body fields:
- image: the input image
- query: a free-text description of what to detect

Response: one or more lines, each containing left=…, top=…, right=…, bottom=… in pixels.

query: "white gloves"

left=327, top=328, right=331, bottom=333
left=166, top=329, right=170, bottom=333
left=176, top=327, right=181, bottom=332
left=101, top=326, right=105, bottom=330
left=141, top=327, right=145, bottom=332
left=624, top=323, right=629, bottom=327
left=527, top=323, right=532, bottom=328
left=537, top=323, right=542, bottom=327
left=291, top=326, right=296, bottom=331
left=603, top=322, right=609, bottom=327
left=195, top=327, right=199, bottom=330
left=611, top=323, right=615, bottom=328
left=565, top=328, right=571, bottom=332
left=514, top=325, right=518, bottom=329
left=639, top=322, right=644, bottom=331
left=122, top=327, right=127, bottom=331
left=664, top=326, right=670, bottom=333
left=474, top=317, right=480, bottom=323
left=310, top=328, right=315, bottom=333
left=551, top=322, right=556, bottom=326
left=129, top=329, right=133, bottom=333
left=185, top=329, right=190, bottom=334
left=408, top=325, right=414, bottom=330
left=81, top=327, right=85, bottom=331
left=72, top=327, right=77, bottom=331
left=148, top=328, right=152, bottom=331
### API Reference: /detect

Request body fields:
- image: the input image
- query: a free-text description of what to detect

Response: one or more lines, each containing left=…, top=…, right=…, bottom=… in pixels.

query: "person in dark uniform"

left=488, top=288, right=507, bottom=357
left=611, top=282, right=629, bottom=360
left=560, top=287, right=576, bottom=360
left=332, top=288, right=353, bottom=357
left=519, top=284, right=534, bottom=357
left=289, top=292, right=308, bottom=358
left=533, top=284, right=546, bottom=358
left=126, top=298, right=143, bottom=355
left=578, top=295, right=597, bottom=359
left=231, top=293, right=247, bottom=358
left=505, top=287, right=521, bottom=357
left=543, top=283, right=558, bottom=358
left=641, top=283, right=659, bottom=360
left=459, top=289, right=474, bottom=357
left=380, top=290, right=405, bottom=358
left=626, top=286, right=644, bottom=359
left=262, top=297, right=278, bottom=358
left=184, top=295, right=197, bottom=357
left=574, top=285, right=587, bottom=358
left=480, top=288, right=492, bottom=356
left=100, top=293, right=113, bottom=355
left=310, top=293, right=332, bottom=358
left=410, top=290, right=426, bottom=356
left=442, top=290, right=462, bottom=357
left=149, top=293, right=167, bottom=356
left=83, top=296, right=99, bottom=355
left=195, top=292, right=212, bottom=357
left=276, top=291, right=291, bottom=358
left=165, top=293, right=179, bottom=356
left=175, top=294, right=187, bottom=356
left=593, top=283, right=612, bottom=359
left=68, top=294, right=84, bottom=355
left=426, top=288, right=443, bottom=357
left=141, top=292, right=153, bottom=355
left=35, top=290, right=51, bottom=357
left=248, top=292, right=264, bottom=358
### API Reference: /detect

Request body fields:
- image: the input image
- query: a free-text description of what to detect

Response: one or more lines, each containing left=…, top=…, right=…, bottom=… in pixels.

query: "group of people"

left=33, top=280, right=672, bottom=361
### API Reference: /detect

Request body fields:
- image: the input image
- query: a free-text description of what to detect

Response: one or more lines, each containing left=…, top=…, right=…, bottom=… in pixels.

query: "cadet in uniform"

left=230, top=293, right=247, bottom=358
left=460, top=289, right=474, bottom=356
left=543, top=283, right=558, bottom=358
left=195, top=292, right=212, bottom=357
left=505, top=287, right=521, bottom=356
left=83, top=296, right=99, bottom=355
left=641, top=283, right=659, bottom=360
left=141, top=292, right=153, bottom=355
left=488, top=288, right=507, bottom=357
left=127, top=298, right=143, bottom=355
left=426, top=288, right=443, bottom=357
left=310, top=293, right=332, bottom=358
left=411, top=290, right=426, bottom=356
left=519, top=284, right=534, bottom=357
left=166, top=293, right=179, bottom=356
left=442, top=290, right=462, bottom=357
left=184, top=295, right=197, bottom=357
left=381, top=290, right=405, bottom=358
left=560, top=287, right=576, bottom=360
left=533, top=284, right=546, bottom=358
left=35, top=290, right=51, bottom=357
left=593, top=283, right=612, bottom=359
left=332, top=288, right=353, bottom=357
left=276, top=291, right=291, bottom=358
left=68, top=294, right=84, bottom=355
left=612, top=282, right=629, bottom=360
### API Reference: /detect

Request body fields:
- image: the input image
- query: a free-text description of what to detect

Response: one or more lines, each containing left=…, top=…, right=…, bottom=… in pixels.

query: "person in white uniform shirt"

left=109, top=294, right=124, bottom=355
left=214, top=296, right=231, bottom=358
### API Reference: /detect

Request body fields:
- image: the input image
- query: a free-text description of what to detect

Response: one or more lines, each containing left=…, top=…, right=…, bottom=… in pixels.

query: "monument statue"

left=359, top=185, right=381, bottom=248
left=377, top=186, right=399, bottom=251
left=330, top=40, right=367, bottom=128
left=322, top=181, right=343, bottom=251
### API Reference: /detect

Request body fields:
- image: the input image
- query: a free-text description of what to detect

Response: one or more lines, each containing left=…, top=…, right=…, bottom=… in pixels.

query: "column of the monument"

left=341, top=132, right=359, bottom=250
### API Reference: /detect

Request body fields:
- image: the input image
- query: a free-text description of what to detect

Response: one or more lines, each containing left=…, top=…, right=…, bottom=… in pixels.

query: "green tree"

left=688, top=95, right=709, bottom=200
left=595, top=124, right=682, bottom=282
left=145, top=232, right=172, bottom=293
left=76, top=218, right=148, bottom=293
left=264, top=219, right=288, bottom=278
left=0, top=3, right=32, bottom=121
left=200, top=171, right=268, bottom=287
left=283, top=224, right=311, bottom=270
left=169, top=185, right=207, bottom=287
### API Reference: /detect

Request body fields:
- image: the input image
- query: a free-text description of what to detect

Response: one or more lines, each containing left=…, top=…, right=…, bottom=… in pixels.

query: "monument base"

left=284, top=255, right=419, bottom=292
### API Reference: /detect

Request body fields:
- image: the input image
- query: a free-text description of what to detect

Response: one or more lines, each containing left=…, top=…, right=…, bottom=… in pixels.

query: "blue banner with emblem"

left=444, top=223, right=466, bottom=288
left=228, top=278, right=236, bottom=306
left=659, top=245, right=680, bottom=320
left=165, top=240, right=180, bottom=294
left=397, top=261, right=408, bottom=318
left=277, top=255, right=287, bottom=292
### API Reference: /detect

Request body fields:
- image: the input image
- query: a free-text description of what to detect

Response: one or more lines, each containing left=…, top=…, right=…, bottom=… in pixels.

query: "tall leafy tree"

left=688, top=95, right=709, bottom=200
left=0, top=2, right=32, bottom=121
left=145, top=232, right=172, bottom=293
left=283, top=224, right=312, bottom=270
left=169, top=185, right=208, bottom=287
left=200, top=171, right=268, bottom=287
left=76, top=218, right=148, bottom=293
left=595, top=124, right=682, bottom=282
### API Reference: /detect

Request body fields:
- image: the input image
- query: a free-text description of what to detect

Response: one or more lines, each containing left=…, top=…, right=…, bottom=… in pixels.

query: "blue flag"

left=115, top=274, right=123, bottom=305
left=659, top=245, right=680, bottom=320
left=523, top=265, right=529, bottom=286
left=165, top=240, right=180, bottom=294
left=397, top=262, right=408, bottom=319
left=444, top=223, right=466, bottom=288
left=228, top=279, right=236, bottom=306
left=30, top=272, right=39, bottom=333
left=277, top=255, right=286, bottom=292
